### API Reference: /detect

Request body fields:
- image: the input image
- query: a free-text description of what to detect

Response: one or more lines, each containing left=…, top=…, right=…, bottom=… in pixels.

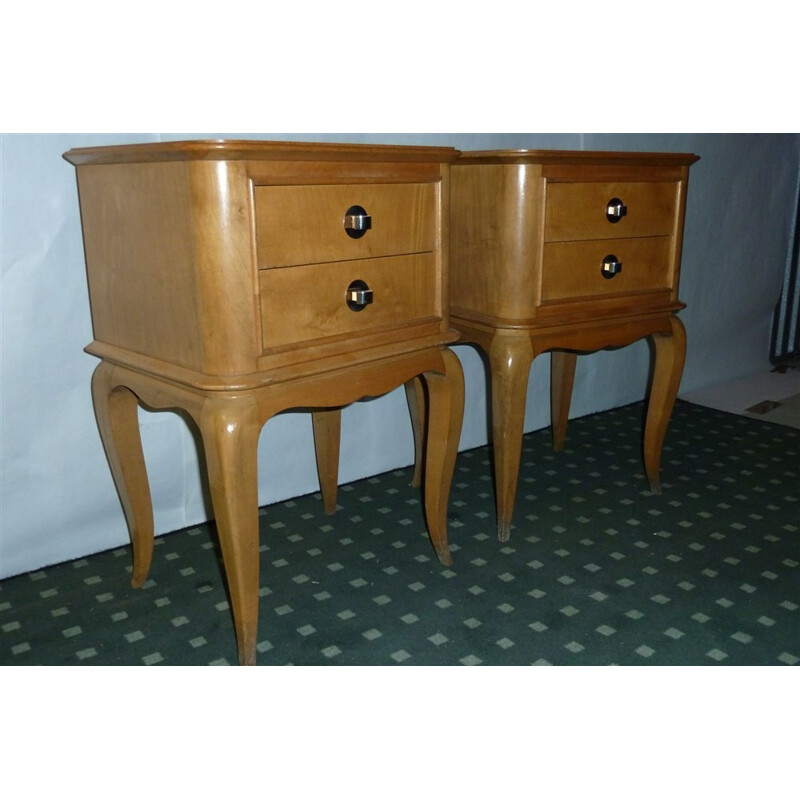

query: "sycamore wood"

left=66, top=140, right=462, bottom=666
left=449, top=149, right=698, bottom=541
left=550, top=351, right=577, bottom=453
left=311, top=409, right=342, bottom=514
left=90, top=350, right=463, bottom=666
left=405, top=377, right=426, bottom=488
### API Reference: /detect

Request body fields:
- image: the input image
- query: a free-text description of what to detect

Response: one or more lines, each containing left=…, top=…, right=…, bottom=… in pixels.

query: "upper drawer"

left=544, top=181, right=678, bottom=242
left=254, top=183, right=437, bottom=267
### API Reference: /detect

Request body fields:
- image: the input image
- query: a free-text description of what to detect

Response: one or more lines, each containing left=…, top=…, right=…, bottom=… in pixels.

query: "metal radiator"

left=771, top=170, right=800, bottom=364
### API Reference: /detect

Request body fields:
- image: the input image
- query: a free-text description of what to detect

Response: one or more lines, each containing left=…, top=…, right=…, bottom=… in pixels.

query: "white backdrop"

left=1, top=132, right=798, bottom=579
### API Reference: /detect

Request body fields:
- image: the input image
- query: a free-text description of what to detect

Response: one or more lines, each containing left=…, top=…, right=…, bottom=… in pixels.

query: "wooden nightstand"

left=448, top=149, right=699, bottom=541
left=65, top=140, right=464, bottom=665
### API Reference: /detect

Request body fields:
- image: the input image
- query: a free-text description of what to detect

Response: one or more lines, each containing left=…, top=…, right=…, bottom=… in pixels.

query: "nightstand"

left=448, top=149, right=699, bottom=541
left=65, top=140, right=464, bottom=665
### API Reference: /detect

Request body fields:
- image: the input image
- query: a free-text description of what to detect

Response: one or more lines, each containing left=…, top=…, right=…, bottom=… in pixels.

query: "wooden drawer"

left=541, top=236, right=672, bottom=303
left=255, top=183, right=436, bottom=267
left=259, top=253, right=438, bottom=350
left=544, top=181, right=678, bottom=242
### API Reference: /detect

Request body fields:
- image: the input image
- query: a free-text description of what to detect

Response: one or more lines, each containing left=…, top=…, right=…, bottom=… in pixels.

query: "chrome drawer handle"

left=346, top=279, right=373, bottom=311
left=601, top=254, right=622, bottom=279
left=606, top=197, right=628, bottom=223
left=344, top=205, right=372, bottom=238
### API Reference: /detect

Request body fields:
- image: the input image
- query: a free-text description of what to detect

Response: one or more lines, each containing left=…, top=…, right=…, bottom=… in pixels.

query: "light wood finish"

left=405, top=377, right=426, bottom=488
left=258, top=254, right=438, bottom=349
left=66, top=139, right=463, bottom=666
left=311, top=409, right=342, bottom=514
left=542, top=237, right=672, bottom=301
left=90, top=367, right=154, bottom=588
left=644, top=314, right=687, bottom=490
left=550, top=350, right=577, bottom=453
left=449, top=149, right=698, bottom=541
left=255, top=183, right=436, bottom=267
left=545, top=180, right=677, bottom=240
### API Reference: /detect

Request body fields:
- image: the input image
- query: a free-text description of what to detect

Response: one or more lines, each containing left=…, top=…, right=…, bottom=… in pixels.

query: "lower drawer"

left=259, top=254, right=439, bottom=350
left=541, top=236, right=673, bottom=303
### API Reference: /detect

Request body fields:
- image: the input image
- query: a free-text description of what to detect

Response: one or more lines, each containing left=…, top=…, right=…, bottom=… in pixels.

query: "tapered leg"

left=421, top=350, right=464, bottom=566
left=91, top=362, right=154, bottom=588
left=551, top=350, right=578, bottom=452
left=198, top=397, right=262, bottom=666
left=311, top=408, right=341, bottom=514
left=405, top=377, right=426, bottom=488
left=489, top=334, right=535, bottom=542
left=644, top=315, right=687, bottom=494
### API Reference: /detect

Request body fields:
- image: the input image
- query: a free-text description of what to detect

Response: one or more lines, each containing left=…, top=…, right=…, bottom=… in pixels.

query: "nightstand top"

left=63, top=139, right=460, bottom=166
left=457, top=149, right=700, bottom=166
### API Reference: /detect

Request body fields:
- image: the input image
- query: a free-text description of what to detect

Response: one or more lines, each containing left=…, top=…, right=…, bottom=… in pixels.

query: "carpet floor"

left=1, top=400, right=798, bottom=666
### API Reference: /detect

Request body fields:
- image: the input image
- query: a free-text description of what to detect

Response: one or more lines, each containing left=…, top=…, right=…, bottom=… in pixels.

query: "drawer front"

left=541, top=237, right=672, bottom=303
left=255, top=183, right=436, bottom=267
left=544, top=181, right=678, bottom=242
left=259, top=254, right=438, bottom=350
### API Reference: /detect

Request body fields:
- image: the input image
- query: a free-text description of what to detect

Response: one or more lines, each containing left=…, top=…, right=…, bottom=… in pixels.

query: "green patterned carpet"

left=2, top=400, right=798, bottom=666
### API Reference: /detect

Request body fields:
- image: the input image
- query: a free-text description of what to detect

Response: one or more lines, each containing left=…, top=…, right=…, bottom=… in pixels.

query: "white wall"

left=1, top=133, right=798, bottom=579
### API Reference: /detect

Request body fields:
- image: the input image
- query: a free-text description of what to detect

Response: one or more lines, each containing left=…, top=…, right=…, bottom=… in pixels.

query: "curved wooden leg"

left=311, top=408, right=341, bottom=514
left=551, top=350, right=577, bottom=452
left=421, top=350, right=464, bottom=566
left=91, top=361, right=154, bottom=588
left=488, top=334, right=535, bottom=542
left=644, top=316, right=687, bottom=494
left=198, top=396, right=262, bottom=666
left=405, top=377, right=426, bottom=488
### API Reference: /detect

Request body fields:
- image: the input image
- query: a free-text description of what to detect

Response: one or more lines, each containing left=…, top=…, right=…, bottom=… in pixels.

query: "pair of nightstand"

left=65, top=141, right=697, bottom=664
left=448, top=149, right=698, bottom=541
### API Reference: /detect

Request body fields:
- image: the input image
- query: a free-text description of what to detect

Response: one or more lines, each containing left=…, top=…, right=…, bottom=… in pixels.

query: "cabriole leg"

left=91, top=361, right=154, bottom=588
left=311, top=408, right=341, bottom=514
left=421, top=350, right=465, bottom=566
left=198, top=396, right=263, bottom=667
left=550, top=350, right=578, bottom=453
left=405, top=377, right=426, bottom=488
left=488, top=335, right=535, bottom=542
left=644, top=316, right=687, bottom=494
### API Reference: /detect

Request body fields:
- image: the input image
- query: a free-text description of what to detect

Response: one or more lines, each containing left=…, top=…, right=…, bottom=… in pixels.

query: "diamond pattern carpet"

left=1, top=400, right=798, bottom=666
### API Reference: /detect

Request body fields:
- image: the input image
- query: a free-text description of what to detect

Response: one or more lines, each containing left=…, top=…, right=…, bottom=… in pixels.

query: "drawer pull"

left=344, top=205, right=372, bottom=239
left=346, top=279, right=374, bottom=311
left=606, top=197, right=628, bottom=223
left=601, top=254, right=623, bottom=279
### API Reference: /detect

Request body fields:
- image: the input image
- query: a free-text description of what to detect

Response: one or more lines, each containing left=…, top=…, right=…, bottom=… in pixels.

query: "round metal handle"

left=601, top=254, right=622, bottom=279
left=346, top=279, right=373, bottom=311
left=606, top=197, right=628, bottom=223
left=344, top=205, right=372, bottom=239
